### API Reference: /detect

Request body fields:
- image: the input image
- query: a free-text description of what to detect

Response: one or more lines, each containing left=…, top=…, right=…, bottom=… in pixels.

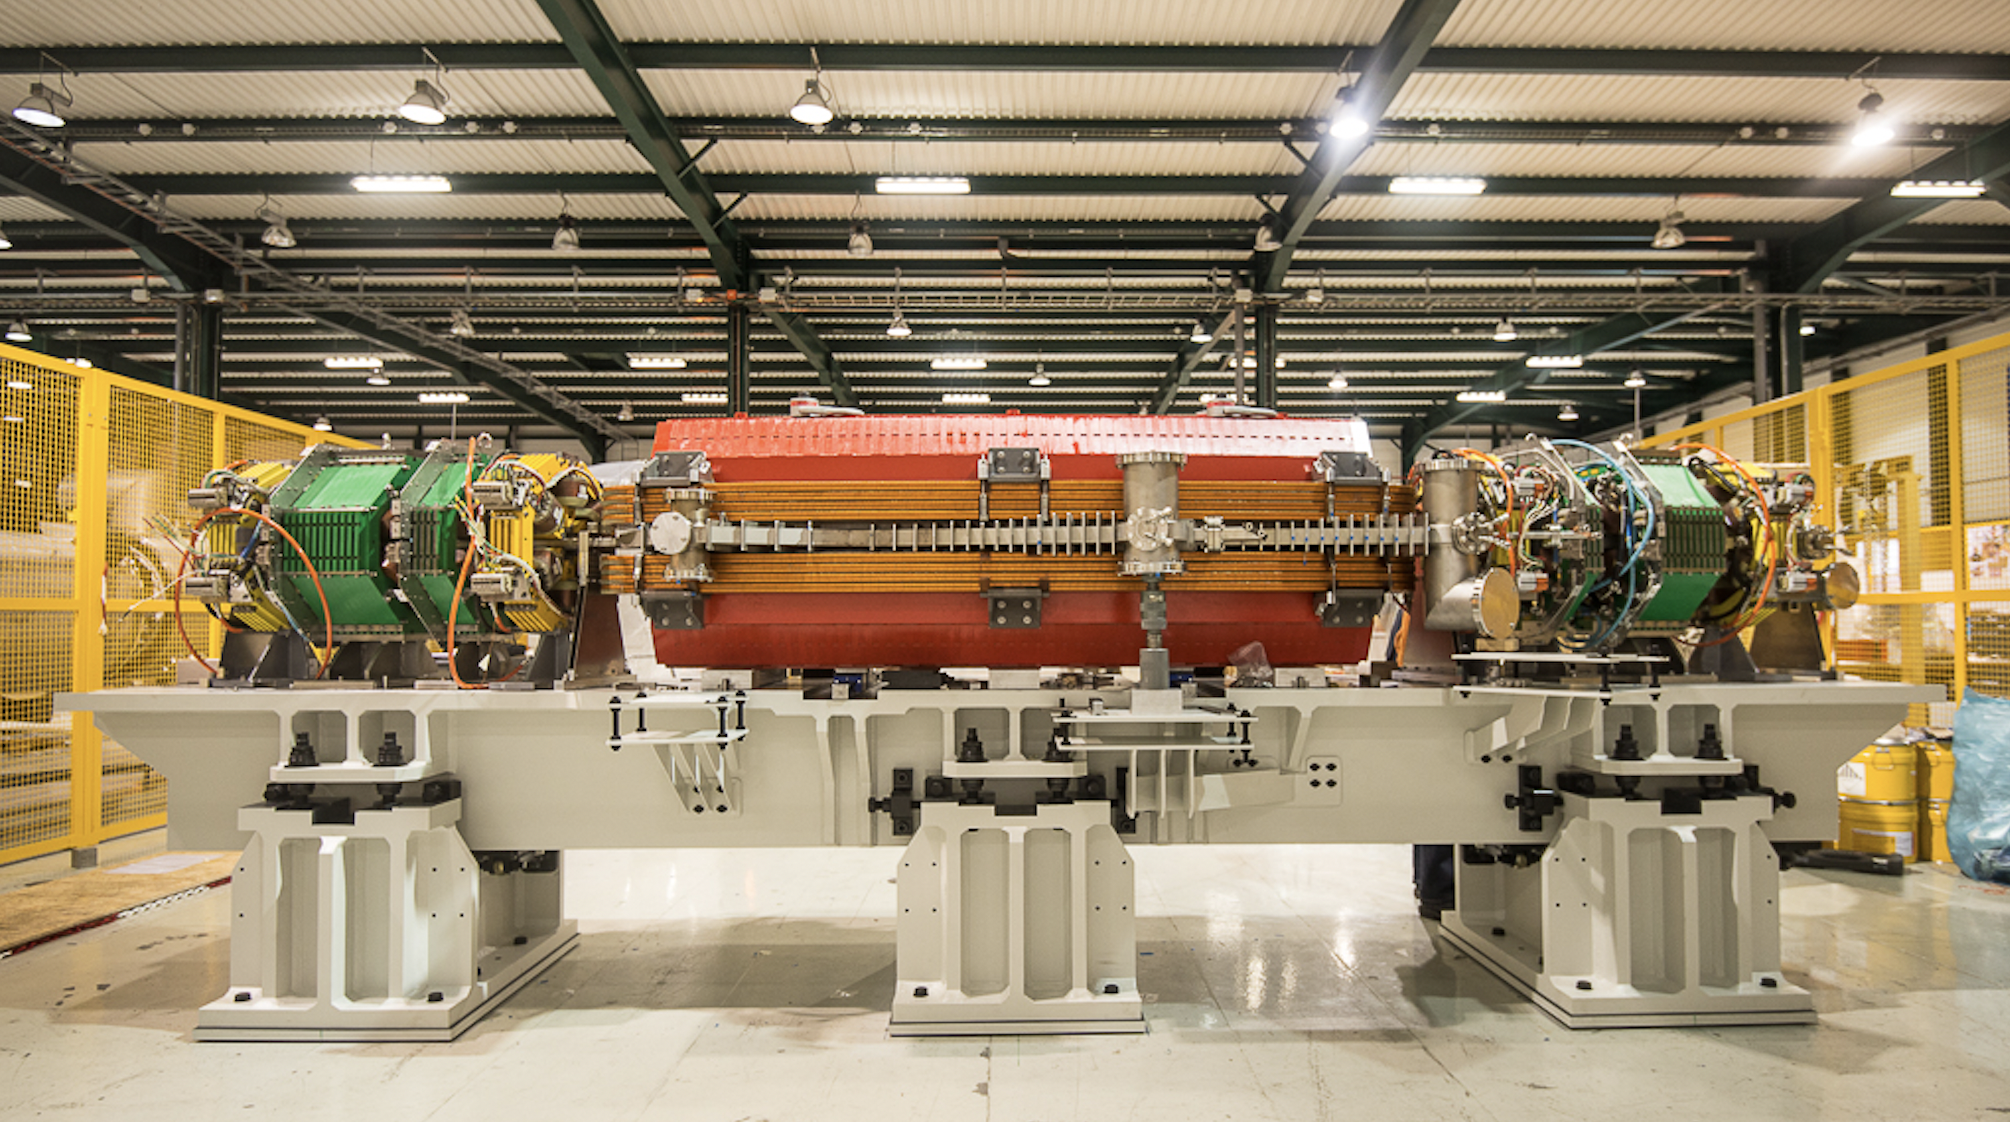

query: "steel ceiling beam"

left=57, top=115, right=1973, bottom=148
left=532, top=0, right=746, bottom=291
left=0, top=144, right=221, bottom=291
left=1148, top=308, right=1239, bottom=414
left=762, top=308, right=859, bottom=409
left=1256, top=0, right=1463, bottom=294
left=5, top=43, right=2004, bottom=80
left=1403, top=292, right=1732, bottom=461
left=1779, top=119, right=2010, bottom=293
left=79, top=172, right=1898, bottom=200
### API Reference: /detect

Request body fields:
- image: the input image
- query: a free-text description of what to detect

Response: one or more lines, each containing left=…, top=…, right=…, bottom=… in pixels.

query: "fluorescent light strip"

left=1525, top=355, right=1584, bottom=368
left=417, top=391, right=469, bottom=404
left=876, top=176, right=972, bottom=195
left=628, top=354, right=687, bottom=369
left=682, top=392, right=727, bottom=404
left=941, top=392, right=990, bottom=404
left=324, top=355, right=383, bottom=369
left=351, top=175, right=452, bottom=193
left=1890, top=179, right=1986, bottom=198
left=931, top=357, right=987, bottom=370
left=1456, top=389, right=1507, bottom=403
left=1389, top=176, right=1486, bottom=195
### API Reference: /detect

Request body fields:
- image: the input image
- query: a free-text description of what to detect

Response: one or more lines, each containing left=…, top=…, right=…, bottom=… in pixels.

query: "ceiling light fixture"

left=1389, top=176, right=1486, bottom=195
left=350, top=175, right=452, bottom=193
left=683, top=392, right=728, bottom=405
left=0, top=225, right=12, bottom=250
left=790, top=77, right=835, bottom=126
left=448, top=308, right=476, bottom=337
left=617, top=402, right=635, bottom=422
left=1799, top=321, right=1817, bottom=336
left=1493, top=318, right=1518, bottom=342
left=1526, top=354, right=1584, bottom=368
left=1189, top=321, right=1213, bottom=344
left=931, top=357, right=986, bottom=371
left=12, top=81, right=72, bottom=129
left=1557, top=404, right=1579, bottom=421
left=312, top=416, right=333, bottom=432
left=1651, top=207, right=1687, bottom=250
left=1254, top=217, right=1283, bottom=252
left=417, top=391, right=469, bottom=404
left=1329, top=91, right=1371, bottom=139
left=1853, top=91, right=1894, bottom=147
left=324, top=355, right=383, bottom=369
left=4, top=319, right=30, bottom=343
left=875, top=176, right=971, bottom=195
left=1327, top=374, right=1348, bottom=390
left=1456, top=389, right=1506, bottom=403
left=1890, top=179, right=1986, bottom=198
left=941, top=392, right=990, bottom=405
left=847, top=223, right=873, bottom=257
left=398, top=78, right=450, bottom=126
left=551, top=196, right=581, bottom=253
left=366, top=373, right=392, bottom=386
left=886, top=308, right=912, bottom=337
left=628, top=353, right=687, bottom=369
left=1624, top=370, right=1648, bottom=389
left=1029, top=362, right=1052, bottom=388
left=258, top=206, right=296, bottom=249
left=68, top=358, right=90, bottom=369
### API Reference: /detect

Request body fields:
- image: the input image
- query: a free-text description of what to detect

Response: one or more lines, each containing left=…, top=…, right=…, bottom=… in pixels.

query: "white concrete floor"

left=2, top=844, right=2008, bottom=1121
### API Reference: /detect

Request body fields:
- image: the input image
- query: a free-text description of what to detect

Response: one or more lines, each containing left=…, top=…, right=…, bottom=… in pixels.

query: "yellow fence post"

left=67, top=367, right=109, bottom=854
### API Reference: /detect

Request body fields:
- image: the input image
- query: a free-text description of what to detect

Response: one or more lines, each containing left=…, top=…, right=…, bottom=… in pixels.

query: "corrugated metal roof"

left=1438, top=0, right=2010, bottom=53
left=1349, top=140, right=1930, bottom=180
left=644, top=70, right=1339, bottom=121
left=164, top=192, right=688, bottom=221
left=1391, top=74, right=2010, bottom=127
left=701, top=139, right=1301, bottom=176
left=1911, top=200, right=2010, bottom=225
left=76, top=138, right=652, bottom=176
left=733, top=194, right=1269, bottom=222
left=9, top=0, right=559, bottom=46
left=600, top=0, right=1406, bottom=46
left=0, top=199, right=70, bottom=222
left=1314, top=194, right=1855, bottom=223
left=26, top=69, right=609, bottom=120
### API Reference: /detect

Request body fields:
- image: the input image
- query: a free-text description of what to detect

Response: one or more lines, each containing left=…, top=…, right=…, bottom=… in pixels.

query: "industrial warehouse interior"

left=4, top=0, right=2010, bottom=1118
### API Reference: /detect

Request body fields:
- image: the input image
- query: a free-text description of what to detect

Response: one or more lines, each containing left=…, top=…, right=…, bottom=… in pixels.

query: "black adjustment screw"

left=376, top=731, right=404, bottom=768
left=913, top=986, right=929, bottom=998
left=1612, top=724, right=1641, bottom=761
left=1103, top=984, right=1119, bottom=995
left=958, top=727, right=985, bottom=764
left=427, top=991, right=444, bottom=1003
left=1576, top=980, right=1593, bottom=991
left=1760, top=977, right=1779, bottom=988
left=233, top=991, right=252, bottom=1003
left=288, top=732, right=316, bottom=768
left=1492, top=926, right=1506, bottom=937
left=1697, top=723, right=1724, bottom=760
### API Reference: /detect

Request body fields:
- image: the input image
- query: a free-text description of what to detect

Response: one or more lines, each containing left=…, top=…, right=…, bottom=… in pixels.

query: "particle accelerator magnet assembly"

left=65, top=413, right=1927, bottom=1040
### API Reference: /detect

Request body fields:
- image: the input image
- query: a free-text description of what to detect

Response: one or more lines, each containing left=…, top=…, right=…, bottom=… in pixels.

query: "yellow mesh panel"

left=0, top=344, right=368, bottom=863
left=0, top=610, right=75, bottom=855
left=1646, top=335, right=2010, bottom=732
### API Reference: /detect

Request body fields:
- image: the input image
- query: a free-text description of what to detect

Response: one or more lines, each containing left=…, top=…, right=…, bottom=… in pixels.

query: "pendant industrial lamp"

left=397, top=49, right=452, bottom=126
left=790, top=48, right=836, bottom=126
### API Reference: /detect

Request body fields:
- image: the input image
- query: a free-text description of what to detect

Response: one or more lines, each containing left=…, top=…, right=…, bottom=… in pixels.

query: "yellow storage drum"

left=1917, top=740, right=1956, bottom=802
left=1919, top=799, right=1952, bottom=863
left=1838, top=740, right=1917, bottom=803
left=1839, top=799, right=1918, bottom=861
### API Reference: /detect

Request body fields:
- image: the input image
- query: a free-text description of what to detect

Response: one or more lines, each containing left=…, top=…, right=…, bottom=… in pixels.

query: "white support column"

left=891, top=801, right=1142, bottom=1036
left=197, top=799, right=577, bottom=1042
left=1443, top=792, right=1809, bottom=1028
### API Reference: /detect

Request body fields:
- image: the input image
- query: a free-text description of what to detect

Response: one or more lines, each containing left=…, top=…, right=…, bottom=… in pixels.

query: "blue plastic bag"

left=1948, top=689, right=2010, bottom=882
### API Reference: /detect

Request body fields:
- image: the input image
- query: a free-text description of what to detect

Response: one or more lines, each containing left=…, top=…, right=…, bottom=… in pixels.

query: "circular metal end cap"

left=1116, top=450, right=1187, bottom=466
left=1824, top=562, right=1861, bottom=610
left=1475, top=568, right=1520, bottom=638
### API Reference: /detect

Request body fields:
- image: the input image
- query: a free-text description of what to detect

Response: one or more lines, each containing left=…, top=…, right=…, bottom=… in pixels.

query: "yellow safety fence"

left=0, top=343, right=370, bottom=867
left=1646, top=330, right=2010, bottom=727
